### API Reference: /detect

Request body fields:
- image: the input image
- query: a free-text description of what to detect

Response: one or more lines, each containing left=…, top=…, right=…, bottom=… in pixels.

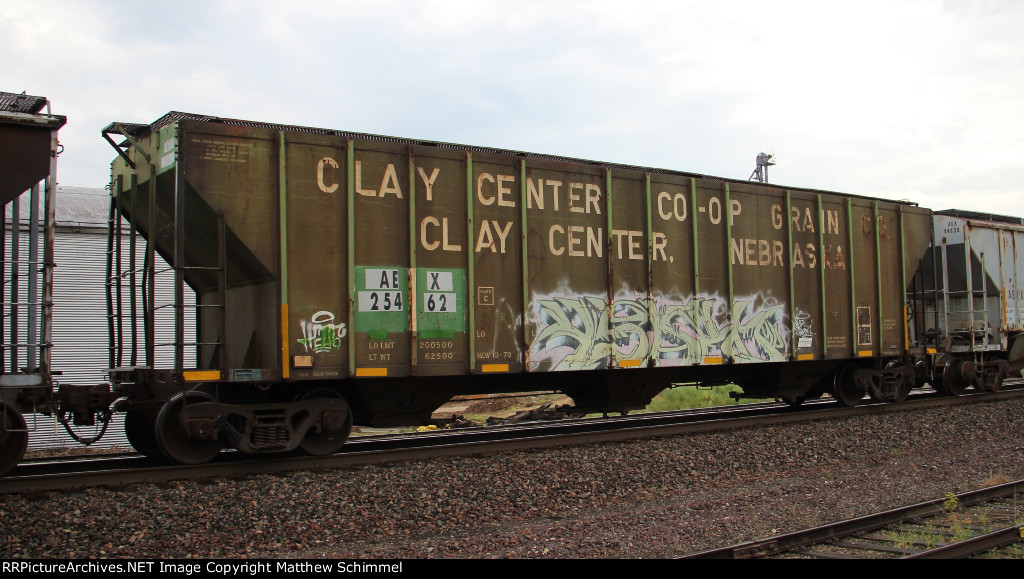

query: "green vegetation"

left=645, top=385, right=744, bottom=411
left=943, top=492, right=960, bottom=514
left=887, top=528, right=940, bottom=552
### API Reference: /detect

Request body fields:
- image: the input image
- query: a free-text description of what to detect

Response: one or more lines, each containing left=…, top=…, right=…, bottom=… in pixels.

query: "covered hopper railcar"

left=95, top=112, right=944, bottom=464
left=2, top=103, right=1022, bottom=475
left=0, top=92, right=64, bottom=476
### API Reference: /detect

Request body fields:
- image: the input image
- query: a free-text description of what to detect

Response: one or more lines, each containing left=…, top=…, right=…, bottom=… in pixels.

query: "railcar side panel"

left=285, top=134, right=349, bottom=379
left=350, top=143, right=412, bottom=377
left=727, top=183, right=791, bottom=364
left=1003, top=228, right=1024, bottom=330
left=108, top=113, right=934, bottom=402
left=818, top=195, right=851, bottom=359
left=607, top=170, right=648, bottom=369
left=409, top=150, right=468, bottom=377
left=472, top=155, right=525, bottom=374
left=181, top=123, right=280, bottom=376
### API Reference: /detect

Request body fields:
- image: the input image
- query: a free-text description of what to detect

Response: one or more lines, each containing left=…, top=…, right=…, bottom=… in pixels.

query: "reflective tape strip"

left=183, top=370, right=221, bottom=381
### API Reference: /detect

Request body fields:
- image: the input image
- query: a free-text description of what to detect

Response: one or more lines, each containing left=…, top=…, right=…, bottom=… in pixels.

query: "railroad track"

left=684, top=478, right=1024, bottom=559
left=3, top=386, right=1022, bottom=494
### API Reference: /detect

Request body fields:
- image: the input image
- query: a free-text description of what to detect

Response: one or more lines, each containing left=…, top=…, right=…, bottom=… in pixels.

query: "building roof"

left=55, top=186, right=110, bottom=228
left=5, top=185, right=111, bottom=230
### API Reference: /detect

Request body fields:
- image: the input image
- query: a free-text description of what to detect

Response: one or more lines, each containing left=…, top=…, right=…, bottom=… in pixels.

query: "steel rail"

left=683, top=478, right=1024, bottom=559
left=906, top=526, right=1024, bottom=559
left=3, top=387, right=1022, bottom=495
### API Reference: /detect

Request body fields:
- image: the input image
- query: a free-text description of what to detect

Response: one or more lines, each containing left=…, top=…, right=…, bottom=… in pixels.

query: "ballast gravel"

left=2, top=398, right=1023, bottom=559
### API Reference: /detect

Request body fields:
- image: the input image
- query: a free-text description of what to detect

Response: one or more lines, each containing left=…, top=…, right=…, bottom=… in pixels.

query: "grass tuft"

left=645, top=385, right=743, bottom=411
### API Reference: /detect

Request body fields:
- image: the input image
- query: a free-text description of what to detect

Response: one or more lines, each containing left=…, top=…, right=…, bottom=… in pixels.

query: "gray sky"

left=4, top=0, right=1023, bottom=217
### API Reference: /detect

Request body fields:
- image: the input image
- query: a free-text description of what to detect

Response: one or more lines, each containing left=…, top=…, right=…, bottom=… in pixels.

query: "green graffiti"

left=297, top=310, right=347, bottom=354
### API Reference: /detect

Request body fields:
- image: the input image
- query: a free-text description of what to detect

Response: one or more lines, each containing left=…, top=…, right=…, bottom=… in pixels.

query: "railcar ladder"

left=1, top=182, right=51, bottom=381
left=106, top=176, right=227, bottom=383
left=906, top=252, right=936, bottom=351
left=937, top=237, right=990, bottom=352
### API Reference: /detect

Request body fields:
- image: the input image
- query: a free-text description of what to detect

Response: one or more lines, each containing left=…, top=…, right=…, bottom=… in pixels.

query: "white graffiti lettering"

left=297, top=311, right=348, bottom=354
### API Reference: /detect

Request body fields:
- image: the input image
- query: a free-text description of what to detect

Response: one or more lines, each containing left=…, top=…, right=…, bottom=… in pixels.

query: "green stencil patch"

left=416, top=268, right=466, bottom=339
left=354, top=266, right=408, bottom=336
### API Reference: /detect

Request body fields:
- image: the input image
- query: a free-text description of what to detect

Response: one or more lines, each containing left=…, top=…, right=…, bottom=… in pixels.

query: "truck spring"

left=251, top=426, right=288, bottom=446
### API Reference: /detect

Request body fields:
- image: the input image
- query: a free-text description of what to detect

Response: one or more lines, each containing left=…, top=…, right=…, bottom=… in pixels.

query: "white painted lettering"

left=476, top=220, right=513, bottom=253
left=568, top=225, right=585, bottom=256
left=549, top=224, right=565, bottom=256
left=548, top=180, right=563, bottom=211
left=730, top=199, right=742, bottom=226
left=569, top=183, right=584, bottom=213
left=355, top=161, right=376, bottom=197
left=771, top=203, right=783, bottom=230
left=653, top=232, right=667, bottom=262
left=421, top=216, right=440, bottom=251
left=497, top=175, right=515, bottom=207
left=708, top=197, right=722, bottom=224
left=379, top=163, right=403, bottom=198
left=417, top=167, right=440, bottom=201
left=317, top=157, right=339, bottom=194
left=477, top=173, right=495, bottom=205
left=527, top=178, right=544, bottom=210
left=585, top=184, right=602, bottom=215
left=420, top=216, right=461, bottom=252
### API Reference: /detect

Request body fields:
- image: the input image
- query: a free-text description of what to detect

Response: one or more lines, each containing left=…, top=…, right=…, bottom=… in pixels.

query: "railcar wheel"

left=155, top=392, right=224, bottom=465
left=297, top=389, right=352, bottom=456
left=833, top=364, right=863, bottom=407
left=0, top=404, right=28, bottom=476
left=124, top=403, right=164, bottom=459
left=942, top=360, right=970, bottom=397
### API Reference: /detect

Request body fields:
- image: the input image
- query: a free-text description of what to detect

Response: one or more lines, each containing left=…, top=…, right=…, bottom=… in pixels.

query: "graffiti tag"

left=297, top=311, right=348, bottom=353
left=531, top=294, right=789, bottom=371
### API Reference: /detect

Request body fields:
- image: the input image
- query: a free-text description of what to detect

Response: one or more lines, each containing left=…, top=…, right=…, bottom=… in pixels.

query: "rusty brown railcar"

left=90, top=112, right=958, bottom=465
left=0, top=92, right=65, bottom=475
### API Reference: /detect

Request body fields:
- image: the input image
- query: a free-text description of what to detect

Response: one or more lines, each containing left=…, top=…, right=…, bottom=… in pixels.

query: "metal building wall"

left=18, top=186, right=196, bottom=451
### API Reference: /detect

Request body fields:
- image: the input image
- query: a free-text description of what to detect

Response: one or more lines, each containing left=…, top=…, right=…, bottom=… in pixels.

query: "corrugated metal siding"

left=24, top=414, right=130, bottom=453
left=11, top=186, right=197, bottom=452
left=51, top=228, right=197, bottom=385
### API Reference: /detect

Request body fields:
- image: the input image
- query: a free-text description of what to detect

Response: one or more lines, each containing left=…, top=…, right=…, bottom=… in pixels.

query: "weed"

left=943, top=492, right=959, bottom=513
left=982, top=472, right=1012, bottom=487
left=887, top=529, right=912, bottom=553
left=951, top=524, right=972, bottom=542
left=888, top=528, right=940, bottom=553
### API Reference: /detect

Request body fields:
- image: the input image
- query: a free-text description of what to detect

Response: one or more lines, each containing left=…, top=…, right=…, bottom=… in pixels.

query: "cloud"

left=2, top=0, right=1023, bottom=218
